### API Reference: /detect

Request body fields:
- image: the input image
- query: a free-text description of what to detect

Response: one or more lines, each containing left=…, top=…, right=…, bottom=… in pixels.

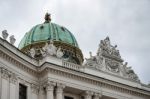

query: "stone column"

left=1, top=68, right=10, bottom=99
left=9, top=73, right=17, bottom=99
left=38, top=86, right=45, bottom=99
left=31, top=84, right=39, bottom=99
left=93, top=92, right=102, bottom=99
left=45, top=81, right=56, bottom=99
left=83, top=91, right=93, bottom=99
left=56, top=83, right=65, bottom=99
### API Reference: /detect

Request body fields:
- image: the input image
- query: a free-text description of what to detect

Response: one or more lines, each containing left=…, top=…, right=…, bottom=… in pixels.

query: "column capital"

left=83, top=90, right=93, bottom=99
left=56, top=83, right=65, bottom=93
left=31, top=84, right=39, bottom=94
left=93, top=92, right=102, bottom=99
left=9, top=72, right=18, bottom=84
left=84, top=90, right=93, bottom=96
left=45, top=81, right=56, bottom=91
left=1, top=67, right=9, bottom=80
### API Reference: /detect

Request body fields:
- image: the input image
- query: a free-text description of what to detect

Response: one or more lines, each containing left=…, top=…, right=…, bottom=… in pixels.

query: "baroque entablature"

left=0, top=37, right=150, bottom=98
left=84, top=37, right=140, bottom=82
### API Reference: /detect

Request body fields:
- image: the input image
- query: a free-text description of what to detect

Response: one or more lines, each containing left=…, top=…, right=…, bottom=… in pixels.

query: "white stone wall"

left=0, top=38, right=150, bottom=99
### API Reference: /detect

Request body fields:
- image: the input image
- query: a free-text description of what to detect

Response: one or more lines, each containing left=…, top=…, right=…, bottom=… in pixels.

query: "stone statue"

left=123, top=64, right=140, bottom=81
left=30, top=48, right=35, bottom=58
left=9, top=35, right=16, bottom=45
left=56, top=47, right=64, bottom=58
left=96, top=55, right=103, bottom=65
left=44, top=40, right=57, bottom=56
left=2, top=30, right=8, bottom=40
left=97, top=40, right=102, bottom=56
left=99, top=37, right=112, bottom=55
left=89, top=51, right=96, bottom=61
left=104, top=36, right=111, bottom=49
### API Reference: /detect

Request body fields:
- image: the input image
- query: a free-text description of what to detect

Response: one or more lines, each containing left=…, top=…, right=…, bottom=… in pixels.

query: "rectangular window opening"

left=64, top=96, right=74, bottom=99
left=19, top=83, right=27, bottom=99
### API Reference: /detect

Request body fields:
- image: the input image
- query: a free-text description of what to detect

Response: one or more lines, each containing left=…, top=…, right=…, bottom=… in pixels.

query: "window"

left=19, top=84, right=27, bottom=99
left=64, top=96, right=74, bottom=99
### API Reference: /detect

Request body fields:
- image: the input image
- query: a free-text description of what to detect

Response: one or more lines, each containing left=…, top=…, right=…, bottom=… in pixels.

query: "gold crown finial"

left=44, top=13, right=51, bottom=23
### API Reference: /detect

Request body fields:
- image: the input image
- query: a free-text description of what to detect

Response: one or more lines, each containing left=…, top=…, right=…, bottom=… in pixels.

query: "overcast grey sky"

left=0, top=0, right=150, bottom=84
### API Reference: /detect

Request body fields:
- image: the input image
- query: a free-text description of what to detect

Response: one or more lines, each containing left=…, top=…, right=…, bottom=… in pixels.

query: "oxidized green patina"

left=18, top=22, right=79, bottom=49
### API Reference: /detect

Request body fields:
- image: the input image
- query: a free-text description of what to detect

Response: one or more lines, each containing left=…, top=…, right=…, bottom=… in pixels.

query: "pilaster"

left=93, top=92, right=102, bottom=99
left=1, top=68, right=10, bottom=99
left=31, top=84, right=39, bottom=99
left=56, top=83, right=65, bottom=99
left=83, top=91, right=93, bottom=99
left=45, top=81, right=56, bottom=99
left=9, top=72, right=18, bottom=99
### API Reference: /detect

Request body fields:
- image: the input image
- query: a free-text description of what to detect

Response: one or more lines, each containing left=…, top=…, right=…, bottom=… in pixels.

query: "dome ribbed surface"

left=18, top=23, right=79, bottom=49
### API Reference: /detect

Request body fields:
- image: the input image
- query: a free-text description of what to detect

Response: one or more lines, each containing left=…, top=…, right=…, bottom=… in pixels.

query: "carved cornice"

left=43, top=66, right=150, bottom=98
left=0, top=45, right=150, bottom=98
left=0, top=50, right=38, bottom=77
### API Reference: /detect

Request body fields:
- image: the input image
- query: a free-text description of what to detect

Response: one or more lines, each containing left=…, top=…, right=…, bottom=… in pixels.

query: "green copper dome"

left=18, top=22, right=79, bottom=49
left=18, top=13, right=83, bottom=64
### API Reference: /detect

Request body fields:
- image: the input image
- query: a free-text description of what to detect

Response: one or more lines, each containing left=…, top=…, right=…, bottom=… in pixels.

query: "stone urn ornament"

left=9, top=35, right=16, bottom=45
left=2, top=30, right=9, bottom=40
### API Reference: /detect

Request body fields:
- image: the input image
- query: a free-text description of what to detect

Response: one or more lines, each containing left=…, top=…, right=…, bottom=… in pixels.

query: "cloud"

left=0, top=0, right=150, bottom=84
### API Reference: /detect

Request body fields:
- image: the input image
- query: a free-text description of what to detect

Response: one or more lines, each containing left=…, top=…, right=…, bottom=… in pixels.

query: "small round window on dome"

left=61, top=27, right=65, bottom=31
left=40, top=25, right=44, bottom=29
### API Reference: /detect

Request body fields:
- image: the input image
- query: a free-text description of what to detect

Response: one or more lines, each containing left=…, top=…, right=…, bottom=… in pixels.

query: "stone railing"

left=62, top=61, right=81, bottom=71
